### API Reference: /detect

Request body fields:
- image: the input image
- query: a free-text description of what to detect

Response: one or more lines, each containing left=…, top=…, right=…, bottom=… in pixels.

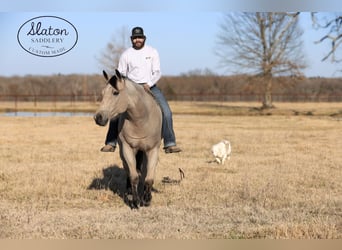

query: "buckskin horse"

left=94, top=70, right=162, bottom=209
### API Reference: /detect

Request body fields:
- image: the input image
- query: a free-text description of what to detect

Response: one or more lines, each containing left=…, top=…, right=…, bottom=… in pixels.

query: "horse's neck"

left=125, top=81, right=152, bottom=122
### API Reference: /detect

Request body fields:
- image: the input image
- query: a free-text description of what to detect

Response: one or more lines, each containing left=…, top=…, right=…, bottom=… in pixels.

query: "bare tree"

left=311, top=12, right=342, bottom=63
left=216, top=12, right=307, bottom=108
left=97, top=26, right=130, bottom=75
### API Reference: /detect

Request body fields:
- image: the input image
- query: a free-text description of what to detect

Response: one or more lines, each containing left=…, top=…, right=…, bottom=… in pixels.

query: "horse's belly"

left=120, top=133, right=161, bottom=151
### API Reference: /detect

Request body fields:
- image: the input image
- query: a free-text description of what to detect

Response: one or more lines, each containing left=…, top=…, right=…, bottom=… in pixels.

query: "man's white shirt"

left=118, top=45, right=161, bottom=87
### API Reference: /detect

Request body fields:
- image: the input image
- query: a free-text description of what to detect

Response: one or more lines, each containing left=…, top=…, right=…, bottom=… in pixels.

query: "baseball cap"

left=131, top=27, right=146, bottom=38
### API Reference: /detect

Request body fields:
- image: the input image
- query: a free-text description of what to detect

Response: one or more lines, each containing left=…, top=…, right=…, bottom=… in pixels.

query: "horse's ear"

left=103, top=70, right=109, bottom=80
left=115, top=69, right=122, bottom=81
left=108, top=75, right=118, bottom=89
left=115, top=69, right=125, bottom=90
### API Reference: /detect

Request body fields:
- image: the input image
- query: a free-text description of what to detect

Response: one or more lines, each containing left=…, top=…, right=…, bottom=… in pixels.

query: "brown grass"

left=0, top=102, right=341, bottom=239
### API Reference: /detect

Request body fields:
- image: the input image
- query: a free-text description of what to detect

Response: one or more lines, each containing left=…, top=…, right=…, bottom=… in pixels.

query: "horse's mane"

left=125, top=78, right=161, bottom=110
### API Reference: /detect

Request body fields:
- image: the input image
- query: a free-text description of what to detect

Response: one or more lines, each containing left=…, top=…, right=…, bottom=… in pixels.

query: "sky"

left=1, top=0, right=341, bottom=78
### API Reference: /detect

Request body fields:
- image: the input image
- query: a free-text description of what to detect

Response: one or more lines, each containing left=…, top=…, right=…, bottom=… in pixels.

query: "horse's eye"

left=112, top=90, right=119, bottom=96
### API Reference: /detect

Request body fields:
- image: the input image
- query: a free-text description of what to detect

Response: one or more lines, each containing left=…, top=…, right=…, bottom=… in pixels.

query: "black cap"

left=131, top=27, right=145, bottom=38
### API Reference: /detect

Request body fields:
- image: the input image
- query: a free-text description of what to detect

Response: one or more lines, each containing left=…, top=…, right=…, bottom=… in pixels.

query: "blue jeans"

left=105, top=85, right=177, bottom=148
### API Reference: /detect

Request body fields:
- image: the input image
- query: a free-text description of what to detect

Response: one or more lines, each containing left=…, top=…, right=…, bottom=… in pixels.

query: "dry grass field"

left=0, top=102, right=341, bottom=239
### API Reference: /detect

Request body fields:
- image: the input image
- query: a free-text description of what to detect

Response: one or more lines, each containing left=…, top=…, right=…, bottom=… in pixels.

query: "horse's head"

left=94, top=69, right=129, bottom=126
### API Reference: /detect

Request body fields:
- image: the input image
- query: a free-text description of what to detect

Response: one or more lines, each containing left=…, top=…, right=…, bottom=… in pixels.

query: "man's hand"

left=142, top=83, right=152, bottom=95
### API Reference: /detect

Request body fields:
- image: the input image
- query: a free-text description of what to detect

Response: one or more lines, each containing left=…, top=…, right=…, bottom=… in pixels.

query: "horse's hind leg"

left=125, top=176, right=132, bottom=194
left=141, top=148, right=158, bottom=206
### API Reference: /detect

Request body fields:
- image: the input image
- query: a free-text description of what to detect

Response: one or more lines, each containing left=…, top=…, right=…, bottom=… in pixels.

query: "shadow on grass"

left=88, top=164, right=129, bottom=205
left=88, top=164, right=160, bottom=208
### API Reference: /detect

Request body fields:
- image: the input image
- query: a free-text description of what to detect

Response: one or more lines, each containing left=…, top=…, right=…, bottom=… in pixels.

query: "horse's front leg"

left=142, top=147, right=159, bottom=207
left=130, top=173, right=140, bottom=209
left=121, top=146, right=140, bottom=209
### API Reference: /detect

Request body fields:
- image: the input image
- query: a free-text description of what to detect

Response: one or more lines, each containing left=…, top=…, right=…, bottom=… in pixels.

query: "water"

left=1, top=111, right=93, bottom=117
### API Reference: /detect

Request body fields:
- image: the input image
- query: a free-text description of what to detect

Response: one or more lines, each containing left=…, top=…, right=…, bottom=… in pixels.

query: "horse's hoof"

left=142, top=193, right=152, bottom=206
left=131, top=204, right=139, bottom=210
left=130, top=199, right=140, bottom=209
left=142, top=200, right=151, bottom=207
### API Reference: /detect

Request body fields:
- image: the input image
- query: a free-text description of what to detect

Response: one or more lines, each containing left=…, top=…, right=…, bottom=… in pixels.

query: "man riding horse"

left=101, top=26, right=181, bottom=154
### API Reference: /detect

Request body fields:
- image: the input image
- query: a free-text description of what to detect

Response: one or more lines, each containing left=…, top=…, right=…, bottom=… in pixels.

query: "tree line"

left=0, top=74, right=341, bottom=102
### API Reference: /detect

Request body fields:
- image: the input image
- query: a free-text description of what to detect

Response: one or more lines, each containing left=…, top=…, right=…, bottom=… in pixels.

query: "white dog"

left=211, top=140, right=232, bottom=164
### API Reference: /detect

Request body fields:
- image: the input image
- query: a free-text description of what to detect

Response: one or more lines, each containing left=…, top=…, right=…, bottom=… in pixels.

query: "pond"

left=1, top=111, right=93, bottom=117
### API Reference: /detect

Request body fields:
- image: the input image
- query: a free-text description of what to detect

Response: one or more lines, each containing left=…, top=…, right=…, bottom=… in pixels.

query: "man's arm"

left=148, top=48, right=161, bottom=87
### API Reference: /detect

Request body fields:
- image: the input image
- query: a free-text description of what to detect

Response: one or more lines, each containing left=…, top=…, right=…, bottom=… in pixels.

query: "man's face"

left=131, top=36, right=145, bottom=50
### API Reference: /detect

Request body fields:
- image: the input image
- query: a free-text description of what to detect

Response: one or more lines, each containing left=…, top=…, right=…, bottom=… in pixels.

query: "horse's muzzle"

left=94, top=112, right=108, bottom=126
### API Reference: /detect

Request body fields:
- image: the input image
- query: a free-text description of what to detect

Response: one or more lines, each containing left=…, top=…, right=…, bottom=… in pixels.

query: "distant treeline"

left=0, top=74, right=341, bottom=102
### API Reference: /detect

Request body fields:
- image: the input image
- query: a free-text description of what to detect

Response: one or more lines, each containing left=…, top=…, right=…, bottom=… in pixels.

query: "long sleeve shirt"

left=117, top=45, right=161, bottom=87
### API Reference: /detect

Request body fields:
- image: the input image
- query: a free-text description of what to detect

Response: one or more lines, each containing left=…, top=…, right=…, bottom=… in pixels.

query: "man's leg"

left=101, top=119, right=118, bottom=152
left=150, top=86, right=181, bottom=153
